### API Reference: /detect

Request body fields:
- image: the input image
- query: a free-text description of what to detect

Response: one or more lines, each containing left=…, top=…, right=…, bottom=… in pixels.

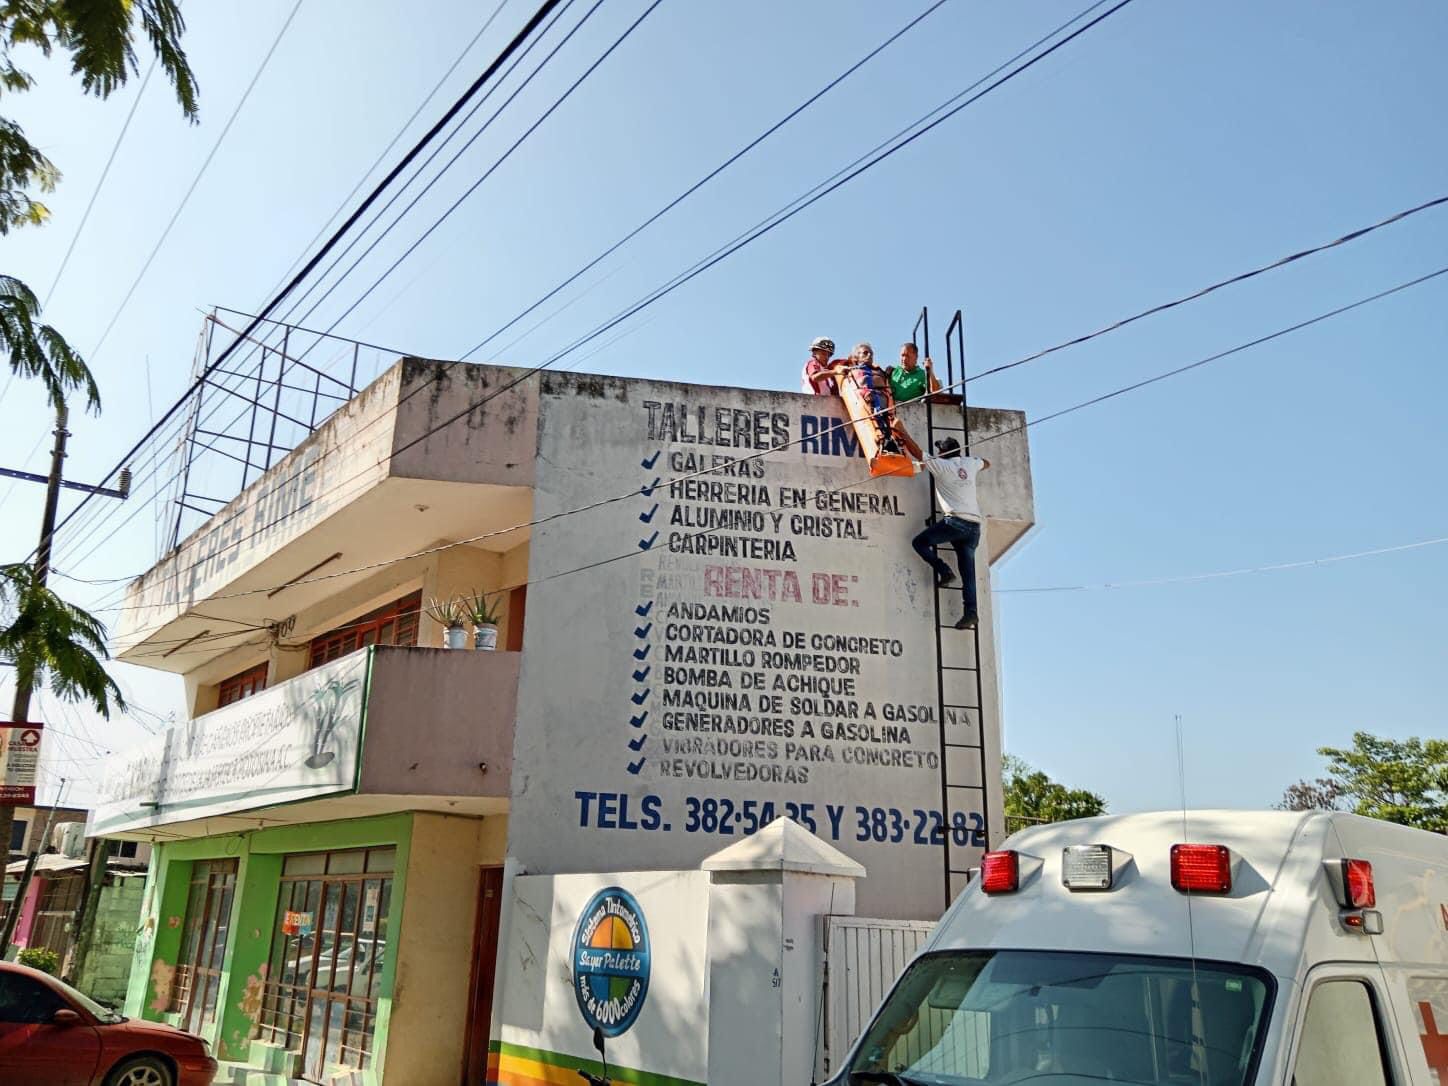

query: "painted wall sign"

left=571, top=886, right=651, bottom=1037
left=512, top=376, right=999, bottom=918
left=496, top=872, right=707, bottom=1085
left=0, top=722, right=43, bottom=805
left=87, top=651, right=368, bottom=835
left=115, top=369, right=400, bottom=651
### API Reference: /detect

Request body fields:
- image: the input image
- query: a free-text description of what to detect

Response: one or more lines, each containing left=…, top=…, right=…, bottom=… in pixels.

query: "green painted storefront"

left=124, top=812, right=413, bottom=1085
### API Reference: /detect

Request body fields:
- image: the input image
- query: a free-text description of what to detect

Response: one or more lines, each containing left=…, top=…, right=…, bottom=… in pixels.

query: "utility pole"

left=1, top=407, right=128, bottom=950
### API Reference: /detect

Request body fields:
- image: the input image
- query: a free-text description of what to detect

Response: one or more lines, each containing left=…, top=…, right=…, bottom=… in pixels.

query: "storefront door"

left=258, top=848, right=394, bottom=1083
left=173, top=859, right=238, bottom=1037
left=463, top=867, right=504, bottom=1085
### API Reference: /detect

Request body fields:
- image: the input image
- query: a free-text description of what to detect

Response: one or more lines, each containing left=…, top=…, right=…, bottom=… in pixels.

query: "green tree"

left=0, top=1, right=194, bottom=933
left=0, top=563, right=123, bottom=715
left=1, top=0, right=197, bottom=410
left=1281, top=731, right=1447, bottom=833
left=1003, top=754, right=1108, bottom=832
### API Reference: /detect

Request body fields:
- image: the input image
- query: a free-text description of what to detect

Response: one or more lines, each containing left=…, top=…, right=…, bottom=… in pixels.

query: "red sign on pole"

left=0, top=722, right=44, bottom=805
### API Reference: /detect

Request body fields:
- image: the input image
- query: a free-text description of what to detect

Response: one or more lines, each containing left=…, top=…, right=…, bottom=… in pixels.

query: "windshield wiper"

left=849, top=1072, right=930, bottom=1086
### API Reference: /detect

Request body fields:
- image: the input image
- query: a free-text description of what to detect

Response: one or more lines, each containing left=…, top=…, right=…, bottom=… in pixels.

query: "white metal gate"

left=821, top=916, right=936, bottom=1076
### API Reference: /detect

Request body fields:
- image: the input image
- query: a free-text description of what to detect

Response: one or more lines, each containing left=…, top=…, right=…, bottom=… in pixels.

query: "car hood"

left=104, top=1016, right=204, bottom=1045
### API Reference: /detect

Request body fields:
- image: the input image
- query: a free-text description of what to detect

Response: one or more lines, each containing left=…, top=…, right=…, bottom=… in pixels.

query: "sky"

left=1, top=0, right=1445, bottom=813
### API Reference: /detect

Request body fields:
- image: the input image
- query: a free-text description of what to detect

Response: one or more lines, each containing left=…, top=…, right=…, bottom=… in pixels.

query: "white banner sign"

left=89, top=651, right=368, bottom=835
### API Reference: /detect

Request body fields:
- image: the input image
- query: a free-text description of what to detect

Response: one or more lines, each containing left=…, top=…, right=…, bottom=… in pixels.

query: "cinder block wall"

left=73, top=878, right=146, bottom=1004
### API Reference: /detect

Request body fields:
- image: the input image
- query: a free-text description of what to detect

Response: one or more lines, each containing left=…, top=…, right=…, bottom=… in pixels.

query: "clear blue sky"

left=2, top=0, right=1445, bottom=811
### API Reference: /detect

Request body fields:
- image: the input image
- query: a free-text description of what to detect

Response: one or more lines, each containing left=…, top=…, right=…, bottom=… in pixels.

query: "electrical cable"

left=456, top=0, right=951, bottom=359
left=997, top=534, right=1448, bottom=595
left=260, top=0, right=591, bottom=341
left=42, top=0, right=1123, bottom=574
left=103, top=259, right=1448, bottom=657
left=85, top=0, right=306, bottom=361
left=36, top=0, right=569, bottom=557
left=258, top=0, right=514, bottom=302
left=71, top=189, right=1448, bottom=608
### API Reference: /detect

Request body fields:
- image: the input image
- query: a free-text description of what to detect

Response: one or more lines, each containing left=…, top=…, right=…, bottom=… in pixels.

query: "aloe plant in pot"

left=465, top=591, right=505, bottom=651
left=425, top=594, right=471, bottom=650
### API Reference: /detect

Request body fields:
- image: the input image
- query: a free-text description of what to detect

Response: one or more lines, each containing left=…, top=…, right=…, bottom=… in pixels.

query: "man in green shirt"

left=887, top=342, right=941, bottom=459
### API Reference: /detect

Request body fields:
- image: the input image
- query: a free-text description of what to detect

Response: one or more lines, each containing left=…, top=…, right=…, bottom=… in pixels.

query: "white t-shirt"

left=923, top=455, right=986, bottom=521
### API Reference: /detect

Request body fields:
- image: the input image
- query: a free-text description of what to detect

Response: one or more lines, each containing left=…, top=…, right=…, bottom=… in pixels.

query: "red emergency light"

left=1170, top=844, right=1232, bottom=894
left=1343, top=859, right=1375, bottom=909
left=980, top=850, right=1019, bottom=894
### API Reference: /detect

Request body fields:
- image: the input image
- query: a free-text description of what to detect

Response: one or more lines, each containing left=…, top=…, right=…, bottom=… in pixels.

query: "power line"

left=71, top=188, right=1448, bottom=608
left=101, top=260, right=1448, bottom=649
left=457, top=0, right=951, bottom=360
left=997, top=535, right=1448, bottom=595
left=259, top=0, right=589, bottom=339
left=258, top=0, right=514, bottom=303
left=44, top=0, right=1123, bottom=577
left=43, top=59, right=159, bottom=309
left=37, top=0, right=569, bottom=558
left=85, top=0, right=306, bottom=361
left=53, top=0, right=936, bottom=574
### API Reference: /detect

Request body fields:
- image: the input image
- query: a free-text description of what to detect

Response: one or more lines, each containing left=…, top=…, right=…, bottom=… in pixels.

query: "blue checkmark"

left=631, top=688, right=650, bottom=705
left=629, top=711, right=648, bottom=728
left=632, top=666, right=650, bottom=683
left=628, top=734, right=647, bottom=752
left=635, top=601, right=653, bottom=617
left=641, top=451, right=660, bottom=469
left=627, top=757, right=646, bottom=775
left=640, top=477, right=660, bottom=497
left=638, top=503, right=659, bottom=523
left=633, top=643, right=650, bottom=660
left=638, top=530, right=658, bottom=551
left=634, top=622, right=652, bottom=639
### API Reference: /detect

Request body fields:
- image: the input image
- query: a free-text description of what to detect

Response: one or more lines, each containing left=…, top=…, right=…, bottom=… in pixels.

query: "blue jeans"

left=912, top=516, right=980, bottom=617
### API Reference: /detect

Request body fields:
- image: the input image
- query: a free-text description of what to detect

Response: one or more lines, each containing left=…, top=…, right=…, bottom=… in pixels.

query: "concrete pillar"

left=702, top=818, right=863, bottom=1086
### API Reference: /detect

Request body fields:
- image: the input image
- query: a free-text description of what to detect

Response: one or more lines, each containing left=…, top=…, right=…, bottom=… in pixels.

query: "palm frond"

left=0, top=561, right=124, bottom=718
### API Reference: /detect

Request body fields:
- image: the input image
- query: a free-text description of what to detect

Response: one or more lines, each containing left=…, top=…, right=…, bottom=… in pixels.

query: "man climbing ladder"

left=912, top=436, right=989, bottom=629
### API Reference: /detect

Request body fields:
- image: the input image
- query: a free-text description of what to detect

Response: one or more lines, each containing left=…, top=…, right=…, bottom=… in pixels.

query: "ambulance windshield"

left=846, top=949, right=1272, bottom=1086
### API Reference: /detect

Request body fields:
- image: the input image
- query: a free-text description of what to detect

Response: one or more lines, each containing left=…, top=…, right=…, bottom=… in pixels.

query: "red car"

left=0, top=960, right=217, bottom=1086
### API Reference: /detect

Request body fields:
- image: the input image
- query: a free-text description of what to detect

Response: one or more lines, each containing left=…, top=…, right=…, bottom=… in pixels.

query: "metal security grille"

left=29, top=876, right=83, bottom=961
left=306, top=592, right=421, bottom=669
left=257, top=847, right=394, bottom=1083
left=171, top=859, right=238, bottom=1036
left=822, top=916, right=937, bottom=1076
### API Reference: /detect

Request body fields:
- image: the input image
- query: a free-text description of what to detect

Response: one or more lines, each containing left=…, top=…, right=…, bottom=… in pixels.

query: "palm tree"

left=0, top=562, right=124, bottom=716
left=0, top=563, right=124, bottom=918
left=0, top=274, right=97, bottom=412
left=1, top=0, right=198, bottom=410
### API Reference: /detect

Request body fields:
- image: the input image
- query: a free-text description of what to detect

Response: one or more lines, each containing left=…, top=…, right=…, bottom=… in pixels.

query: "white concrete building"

left=94, top=358, right=1034, bottom=1084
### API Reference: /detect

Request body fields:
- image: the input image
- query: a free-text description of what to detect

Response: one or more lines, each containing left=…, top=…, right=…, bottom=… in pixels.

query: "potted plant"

left=465, top=591, right=505, bottom=651
left=425, top=595, right=470, bottom=650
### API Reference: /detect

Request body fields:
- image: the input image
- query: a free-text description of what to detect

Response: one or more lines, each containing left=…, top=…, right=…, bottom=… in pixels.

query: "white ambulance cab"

left=831, top=810, right=1448, bottom=1085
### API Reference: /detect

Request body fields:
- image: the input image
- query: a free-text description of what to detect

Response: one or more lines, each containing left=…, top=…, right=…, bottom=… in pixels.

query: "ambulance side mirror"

left=592, top=1026, right=605, bottom=1057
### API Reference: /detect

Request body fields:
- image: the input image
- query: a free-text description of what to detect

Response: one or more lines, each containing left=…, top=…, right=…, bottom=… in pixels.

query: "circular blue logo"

left=571, top=887, right=651, bottom=1037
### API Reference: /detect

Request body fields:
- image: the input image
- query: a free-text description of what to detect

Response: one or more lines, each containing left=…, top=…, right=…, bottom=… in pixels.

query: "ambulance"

left=831, top=810, right=1448, bottom=1085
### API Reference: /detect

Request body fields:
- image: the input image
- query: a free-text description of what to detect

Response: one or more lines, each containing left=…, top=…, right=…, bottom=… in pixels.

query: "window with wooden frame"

left=217, top=662, right=269, bottom=707
left=307, top=591, right=421, bottom=670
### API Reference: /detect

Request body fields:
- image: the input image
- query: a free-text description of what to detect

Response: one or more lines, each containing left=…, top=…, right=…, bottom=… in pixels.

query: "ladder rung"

left=946, top=782, right=985, bottom=790
left=942, top=742, right=981, bottom=750
left=939, top=664, right=978, bottom=672
left=941, top=702, right=979, bottom=710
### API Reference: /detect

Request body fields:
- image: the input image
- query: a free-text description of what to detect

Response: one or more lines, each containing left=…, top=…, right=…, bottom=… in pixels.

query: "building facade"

left=94, top=359, right=1033, bottom=1084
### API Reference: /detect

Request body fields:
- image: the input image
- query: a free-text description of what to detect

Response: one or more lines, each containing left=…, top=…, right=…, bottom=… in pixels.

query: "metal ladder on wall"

left=913, top=307, right=991, bottom=907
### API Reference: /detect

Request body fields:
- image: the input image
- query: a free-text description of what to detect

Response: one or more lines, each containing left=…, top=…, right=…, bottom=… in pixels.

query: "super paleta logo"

left=572, top=887, right=651, bottom=1037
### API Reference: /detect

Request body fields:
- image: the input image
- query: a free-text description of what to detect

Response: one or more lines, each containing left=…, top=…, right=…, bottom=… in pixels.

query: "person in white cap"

left=912, top=436, right=990, bottom=628
left=801, top=336, right=838, bottom=395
